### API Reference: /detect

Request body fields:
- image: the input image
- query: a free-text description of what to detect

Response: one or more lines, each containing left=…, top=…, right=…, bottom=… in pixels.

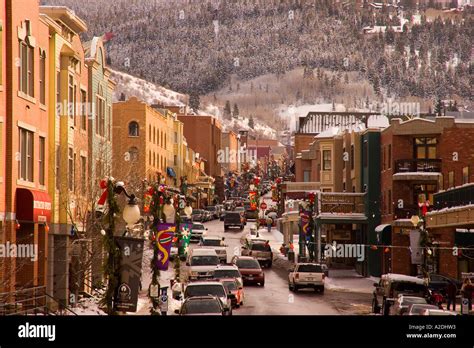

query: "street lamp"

left=114, top=181, right=141, bottom=229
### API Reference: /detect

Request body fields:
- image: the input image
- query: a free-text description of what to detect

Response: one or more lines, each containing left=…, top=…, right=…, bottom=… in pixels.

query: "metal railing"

left=433, top=184, right=474, bottom=210
left=394, top=159, right=441, bottom=174
left=320, top=192, right=366, bottom=214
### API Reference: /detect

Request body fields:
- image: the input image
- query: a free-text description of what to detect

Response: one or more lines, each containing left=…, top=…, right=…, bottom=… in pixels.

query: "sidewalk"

left=258, top=227, right=379, bottom=295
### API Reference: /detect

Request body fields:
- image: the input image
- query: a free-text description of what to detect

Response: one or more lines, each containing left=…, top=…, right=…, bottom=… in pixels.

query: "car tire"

left=319, top=286, right=324, bottom=294
left=260, top=282, right=265, bottom=287
left=267, top=261, right=272, bottom=268
left=372, top=298, right=380, bottom=314
left=289, top=283, right=294, bottom=291
left=294, top=285, right=298, bottom=292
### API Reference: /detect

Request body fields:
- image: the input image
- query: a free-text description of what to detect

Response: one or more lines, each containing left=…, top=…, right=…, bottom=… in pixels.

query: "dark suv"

left=224, top=212, right=245, bottom=231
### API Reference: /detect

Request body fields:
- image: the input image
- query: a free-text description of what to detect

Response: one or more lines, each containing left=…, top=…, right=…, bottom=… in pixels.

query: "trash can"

left=288, top=250, right=295, bottom=263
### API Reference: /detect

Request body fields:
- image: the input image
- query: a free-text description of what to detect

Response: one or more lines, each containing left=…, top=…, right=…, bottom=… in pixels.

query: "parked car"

left=212, top=264, right=243, bottom=288
left=231, top=256, right=265, bottom=286
left=419, top=308, right=457, bottom=316
left=186, top=249, right=220, bottom=280
left=241, top=241, right=273, bottom=268
left=183, top=281, right=234, bottom=313
left=372, top=273, right=430, bottom=316
left=215, top=205, right=224, bottom=218
left=204, top=206, right=219, bottom=219
left=224, top=212, right=245, bottom=231
left=220, top=278, right=244, bottom=308
left=192, top=209, right=205, bottom=222
left=391, top=294, right=428, bottom=315
left=406, top=303, right=439, bottom=316
left=245, top=209, right=258, bottom=220
left=288, top=263, right=325, bottom=293
left=190, top=222, right=208, bottom=243
left=176, top=296, right=229, bottom=316
left=199, top=235, right=227, bottom=263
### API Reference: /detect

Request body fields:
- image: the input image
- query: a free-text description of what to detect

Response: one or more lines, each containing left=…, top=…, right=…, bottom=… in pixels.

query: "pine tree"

left=434, top=98, right=443, bottom=116
left=119, top=92, right=126, bottom=101
left=365, top=96, right=370, bottom=109
left=223, top=100, right=232, bottom=120
left=248, top=115, right=255, bottom=129
left=189, top=92, right=200, bottom=112
left=232, top=103, right=239, bottom=118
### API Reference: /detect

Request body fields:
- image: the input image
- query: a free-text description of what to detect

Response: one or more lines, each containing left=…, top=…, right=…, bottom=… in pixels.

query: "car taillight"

left=295, top=273, right=299, bottom=280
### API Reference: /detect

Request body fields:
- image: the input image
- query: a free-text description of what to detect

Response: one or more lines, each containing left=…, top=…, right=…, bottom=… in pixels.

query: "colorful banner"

left=300, top=211, right=311, bottom=240
left=249, top=191, right=257, bottom=210
left=155, top=223, right=176, bottom=270
left=179, top=223, right=192, bottom=256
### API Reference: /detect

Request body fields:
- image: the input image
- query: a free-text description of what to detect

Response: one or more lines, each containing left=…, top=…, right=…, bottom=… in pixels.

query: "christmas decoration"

left=154, top=223, right=175, bottom=271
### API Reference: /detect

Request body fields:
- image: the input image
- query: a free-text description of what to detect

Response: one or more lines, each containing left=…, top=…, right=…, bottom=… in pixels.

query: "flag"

left=155, top=223, right=175, bottom=270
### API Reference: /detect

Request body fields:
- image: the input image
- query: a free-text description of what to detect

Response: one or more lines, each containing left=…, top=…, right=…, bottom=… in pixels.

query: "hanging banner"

left=179, top=223, right=192, bottom=256
left=300, top=211, right=311, bottom=240
left=409, top=230, right=422, bottom=265
left=155, top=223, right=176, bottom=270
left=271, top=185, right=278, bottom=202
left=249, top=191, right=257, bottom=211
left=114, top=236, right=145, bottom=312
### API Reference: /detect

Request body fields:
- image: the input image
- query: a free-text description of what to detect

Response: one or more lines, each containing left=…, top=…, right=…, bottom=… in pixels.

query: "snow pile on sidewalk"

left=324, top=269, right=378, bottom=294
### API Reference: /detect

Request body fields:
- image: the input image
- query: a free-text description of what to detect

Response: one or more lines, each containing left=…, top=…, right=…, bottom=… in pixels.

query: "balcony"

left=427, top=184, right=474, bottom=229
left=317, top=193, right=367, bottom=223
left=393, top=159, right=441, bottom=181
left=394, top=204, right=419, bottom=220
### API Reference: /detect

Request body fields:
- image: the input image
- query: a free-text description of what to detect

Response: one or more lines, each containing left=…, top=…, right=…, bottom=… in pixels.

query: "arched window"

left=128, top=121, right=139, bottom=137
left=128, top=147, right=139, bottom=162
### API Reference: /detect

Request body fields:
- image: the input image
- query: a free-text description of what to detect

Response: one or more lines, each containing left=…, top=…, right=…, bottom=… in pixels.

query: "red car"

left=231, top=256, right=264, bottom=286
left=220, top=278, right=244, bottom=308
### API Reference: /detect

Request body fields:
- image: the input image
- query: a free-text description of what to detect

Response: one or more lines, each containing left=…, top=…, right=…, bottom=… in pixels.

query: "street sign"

left=260, top=202, right=267, bottom=210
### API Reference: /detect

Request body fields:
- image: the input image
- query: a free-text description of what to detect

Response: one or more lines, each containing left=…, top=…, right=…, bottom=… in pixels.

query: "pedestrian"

left=266, top=216, right=273, bottom=232
left=289, top=241, right=294, bottom=252
left=461, top=278, right=473, bottom=311
left=280, top=243, right=287, bottom=256
left=446, top=281, right=457, bottom=311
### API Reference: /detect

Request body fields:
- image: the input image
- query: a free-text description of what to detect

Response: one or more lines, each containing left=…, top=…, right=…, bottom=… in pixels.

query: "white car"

left=190, top=222, right=207, bottom=242
left=186, top=248, right=219, bottom=280
left=213, top=264, right=243, bottom=288
left=199, top=235, right=228, bottom=263
left=288, top=263, right=325, bottom=293
left=183, top=281, right=234, bottom=313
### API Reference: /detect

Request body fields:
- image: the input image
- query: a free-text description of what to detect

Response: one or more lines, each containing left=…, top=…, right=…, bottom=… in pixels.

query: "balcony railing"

left=319, top=193, right=366, bottom=215
left=433, top=184, right=474, bottom=210
left=394, top=159, right=441, bottom=174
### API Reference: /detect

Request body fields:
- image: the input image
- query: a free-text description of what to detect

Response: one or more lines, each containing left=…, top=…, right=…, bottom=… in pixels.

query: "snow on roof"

left=393, top=172, right=442, bottom=177
left=427, top=203, right=474, bottom=215
left=382, top=273, right=426, bottom=284
left=111, top=69, right=186, bottom=107
left=87, top=36, right=100, bottom=60
left=315, top=126, right=341, bottom=138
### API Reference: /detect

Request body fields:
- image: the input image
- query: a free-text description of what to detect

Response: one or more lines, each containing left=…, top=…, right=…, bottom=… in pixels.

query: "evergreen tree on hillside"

left=248, top=115, right=255, bottom=129
left=233, top=103, right=239, bottom=118
left=223, top=100, right=232, bottom=120
left=189, top=92, right=200, bottom=112
left=434, top=98, right=443, bottom=116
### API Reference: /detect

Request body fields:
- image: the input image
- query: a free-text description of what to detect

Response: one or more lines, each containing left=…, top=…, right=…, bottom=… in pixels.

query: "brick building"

left=177, top=115, right=223, bottom=178
left=380, top=117, right=474, bottom=277
left=2, top=0, right=52, bottom=295
left=0, top=0, right=6, bottom=288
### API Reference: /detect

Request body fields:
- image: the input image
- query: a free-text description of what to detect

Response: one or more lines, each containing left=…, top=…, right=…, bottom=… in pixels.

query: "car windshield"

left=411, top=305, right=437, bottom=314
left=223, top=281, right=237, bottom=291
left=402, top=297, right=427, bottom=305
left=182, top=299, right=222, bottom=314
left=191, top=256, right=219, bottom=266
left=236, top=259, right=260, bottom=269
left=185, top=285, right=225, bottom=298
left=393, top=282, right=427, bottom=294
left=250, top=243, right=271, bottom=252
left=214, top=269, right=241, bottom=279
left=192, top=224, right=205, bottom=230
left=298, top=264, right=322, bottom=273
left=202, top=240, right=222, bottom=246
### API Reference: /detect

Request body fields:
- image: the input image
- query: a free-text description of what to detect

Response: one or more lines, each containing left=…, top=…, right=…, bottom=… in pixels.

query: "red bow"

left=97, top=179, right=108, bottom=206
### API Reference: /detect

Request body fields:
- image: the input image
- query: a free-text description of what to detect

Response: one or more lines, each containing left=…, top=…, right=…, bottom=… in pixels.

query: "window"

left=388, top=190, right=392, bottom=214
left=153, top=152, right=156, bottom=167
left=128, top=121, right=139, bottom=137
left=19, top=40, right=34, bottom=97
left=39, top=50, right=46, bottom=104
left=68, top=75, right=74, bottom=121
left=462, top=167, right=469, bottom=185
left=149, top=150, right=151, bottom=166
left=39, top=137, right=45, bottom=185
left=129, top=147, right=139, bottom=162
left=322, top=150, right=331, bottom=170
left=174, top=132, right=178, bottom=143
left=80, top=90, right=87, bottom=130
left=388, top=144, right=392, bottom=169
left=414, top=137, right=437, bottom=159
left=448, top=171, right=454, bottom=189
left=56, top=145, right=60, bottom=189
left=73, top=152, right=77, bottom=193
left=350, top=144, right=354, bottom=170
left=303, top=170, right=310, bottom=182
left=153, top=127, right=156, bottom=144
left=81, top=156, right=86, bottom=194
left=19, top=128, right=34, bottom=182
left=68, top=148, right=74, bottom=191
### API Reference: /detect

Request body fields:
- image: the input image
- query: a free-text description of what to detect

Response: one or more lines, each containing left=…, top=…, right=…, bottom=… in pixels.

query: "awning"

left=166, top=167, right=176, bottom=178
left=375, top=224, right=391, bottom=233
left=16, top=188, right=52, bottom=223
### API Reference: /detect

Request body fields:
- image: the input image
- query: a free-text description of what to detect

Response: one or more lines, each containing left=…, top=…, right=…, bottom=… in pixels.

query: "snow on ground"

left=111, top=69, right=187, bottom=106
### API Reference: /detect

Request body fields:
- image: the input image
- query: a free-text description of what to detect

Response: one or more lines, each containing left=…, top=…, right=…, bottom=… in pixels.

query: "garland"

left=100, top=179, right=121, bottom=315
